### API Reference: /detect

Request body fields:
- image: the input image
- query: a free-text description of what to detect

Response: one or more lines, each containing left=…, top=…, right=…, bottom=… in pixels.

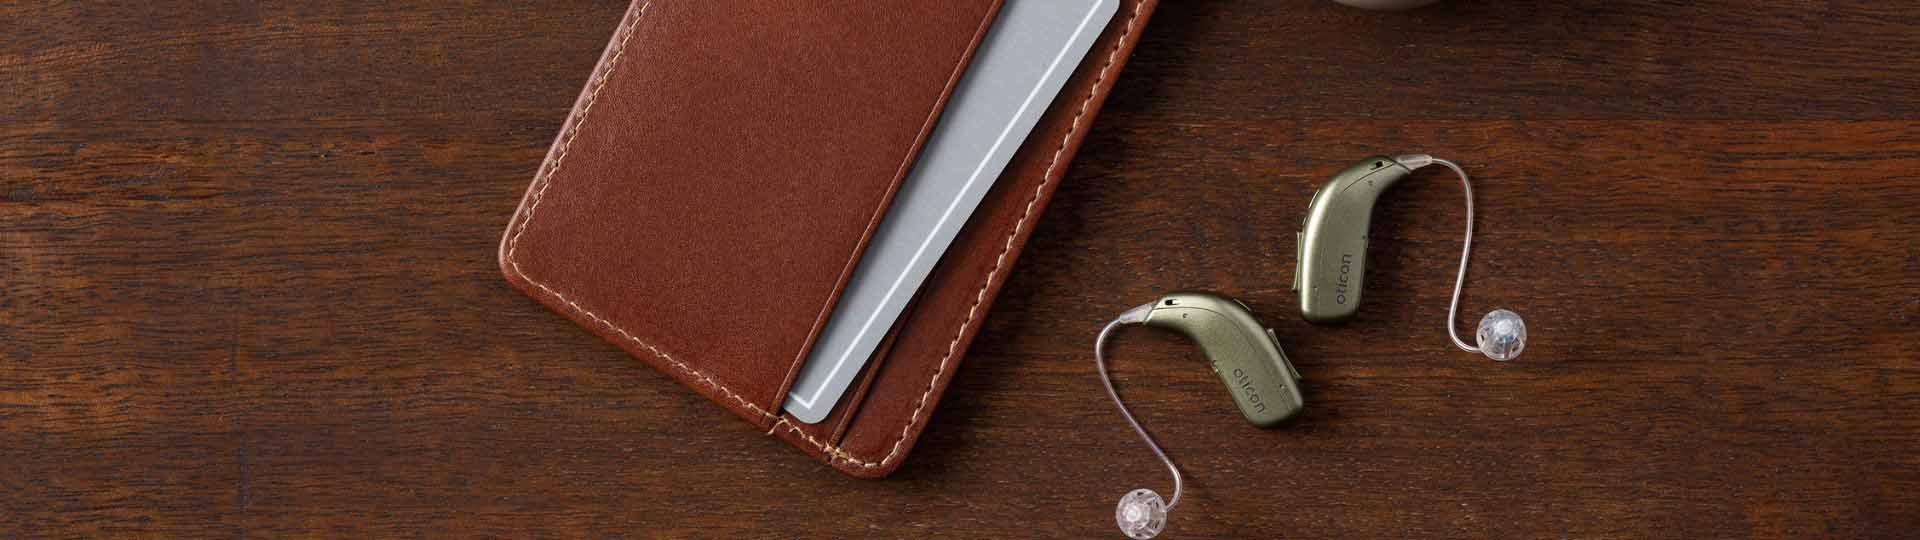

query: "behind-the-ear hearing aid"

left=1094, top=292, right=1304, bottom=539
left=1294, top=155, right=1528, bottom=361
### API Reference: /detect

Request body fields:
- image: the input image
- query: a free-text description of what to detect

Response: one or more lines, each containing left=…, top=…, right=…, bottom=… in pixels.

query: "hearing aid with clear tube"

left=1295, top=155, right=1528, bottom=361
left=1095, top=155, right=1532, bottom=539
left=1095, top=292, right=1304, bottom=539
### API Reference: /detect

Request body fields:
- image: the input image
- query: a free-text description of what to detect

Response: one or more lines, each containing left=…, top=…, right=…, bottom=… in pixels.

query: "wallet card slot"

left=501, top=0, right=1004, bottom=426
left=777, top=0, right=1156, bottom=476
left=774, top=292, right=919, bottom=446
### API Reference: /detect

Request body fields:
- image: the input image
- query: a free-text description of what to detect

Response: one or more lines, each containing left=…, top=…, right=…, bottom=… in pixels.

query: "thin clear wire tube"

left=1095, top=315, right=1182, bottom=511
left=1398, top=154, right=1527, bottom=361
left=1423, top=156, right=1480, bottom=354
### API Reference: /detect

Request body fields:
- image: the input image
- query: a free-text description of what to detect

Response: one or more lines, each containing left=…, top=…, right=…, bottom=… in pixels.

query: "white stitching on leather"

left=864, top=0, right=1147, bottom=469
left=506, top=0, right=1146, bottom=470
left=506, top=0, right=836, bottom=457
left=504, top=2, right=789, bottom=420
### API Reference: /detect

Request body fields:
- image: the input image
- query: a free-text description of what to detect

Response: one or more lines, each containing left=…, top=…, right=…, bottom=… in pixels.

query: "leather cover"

left=500, top=0, right=1157, bottom=478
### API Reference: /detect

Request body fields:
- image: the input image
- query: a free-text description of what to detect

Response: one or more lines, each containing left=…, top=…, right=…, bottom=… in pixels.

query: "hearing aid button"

left=1291, top=232, right=1303, bottom=292
left=1265, top=328, right=1302, bottom=381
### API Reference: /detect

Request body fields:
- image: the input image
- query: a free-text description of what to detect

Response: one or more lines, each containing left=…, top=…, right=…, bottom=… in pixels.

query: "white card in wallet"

left=783, top=0, right=1119, bottom=424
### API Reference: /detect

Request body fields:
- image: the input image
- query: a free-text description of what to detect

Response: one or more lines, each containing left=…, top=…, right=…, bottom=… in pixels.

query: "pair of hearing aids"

left=1101, top=155, right=1529, bottom=539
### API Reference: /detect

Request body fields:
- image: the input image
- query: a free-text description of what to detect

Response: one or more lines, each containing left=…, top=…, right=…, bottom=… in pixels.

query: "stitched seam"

left=852, top=0, right=1148, bottom=469
left=504, top=2, right=774, bottom=418
left=507, top=0, right=1145, bottom=470
left=505, top=0, right=831, bottom=455
left=505, top=1, right=650, bottom=275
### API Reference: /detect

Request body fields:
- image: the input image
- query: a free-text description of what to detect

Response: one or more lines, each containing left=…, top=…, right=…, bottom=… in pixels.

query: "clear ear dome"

left=1116, top=488, right=1168, bottom=540
left=1475, top=309, right=1526, bottom=361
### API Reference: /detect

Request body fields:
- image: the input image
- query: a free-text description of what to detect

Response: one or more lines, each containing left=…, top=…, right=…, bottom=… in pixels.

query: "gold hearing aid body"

left=1097, top=291, right=1304, bottom=540
left=1134, top=292, right=1304, bottom=426
left=1293, top=154, right=1528, bottom=361
left=1294, top=156, right=1415, bottom=323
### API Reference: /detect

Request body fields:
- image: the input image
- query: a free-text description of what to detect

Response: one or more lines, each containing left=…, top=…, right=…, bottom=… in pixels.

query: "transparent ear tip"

left=1475, top=309, right=1526, bottom=361
left=1116, top=488, right=1168, bottom=540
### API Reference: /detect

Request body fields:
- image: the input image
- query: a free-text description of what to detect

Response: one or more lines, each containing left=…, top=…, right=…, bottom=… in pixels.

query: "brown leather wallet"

left=499, top=0, right=1157, bottom=478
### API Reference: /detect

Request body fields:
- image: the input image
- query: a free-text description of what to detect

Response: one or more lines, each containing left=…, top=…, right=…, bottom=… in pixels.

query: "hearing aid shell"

left=1294, top=156, right=1413, bottom=323
left=1141, top=292, right=1304, bottom=426
left=1293, top=155, right=1529, bottom=361
left=1096, top=292, right=1306, bottom=539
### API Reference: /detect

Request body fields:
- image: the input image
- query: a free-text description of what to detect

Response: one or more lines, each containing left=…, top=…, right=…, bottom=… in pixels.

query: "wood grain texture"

left=3, top=1, right=1916, bottom=538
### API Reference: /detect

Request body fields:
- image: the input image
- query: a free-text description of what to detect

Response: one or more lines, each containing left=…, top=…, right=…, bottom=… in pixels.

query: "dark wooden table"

left=6, top=1, right=1917, bottom=538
